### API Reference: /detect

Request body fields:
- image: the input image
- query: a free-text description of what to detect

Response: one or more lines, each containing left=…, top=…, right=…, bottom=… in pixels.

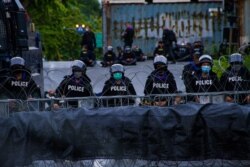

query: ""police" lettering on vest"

left=68, top=85, right=84, bottom=92
left=153, top=83, right=169, bottom=89
left=228, top=76, right=242, bottom=82
left=195, top=80, right=212, bottom=85
left=110, top=86, right=127, bottom=91
left=11, top=81, right=28, bottom=87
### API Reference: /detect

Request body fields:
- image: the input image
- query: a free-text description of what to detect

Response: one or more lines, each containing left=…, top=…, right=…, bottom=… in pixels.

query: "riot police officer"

left=182, top=51, right=201, bottom=93
left=153, top=40, right=167, bottom=57
left=101, top=64, right=136, bottom=107
left=132, top=45, right=146, bottom=61
left=80, top=45, right=96, bottom=67
left=101, top=45, right=117, bottom=67
left=53, top=60, right=94, bottom=108
left=187, top=55, right=221, bottom=103
left=3, top=56, right=41, bottom=100
left=121, top=46, right=137, bottom=65
left=220, top=53, right=250, bottom=104
left=143, top=55, right=178, bottom=106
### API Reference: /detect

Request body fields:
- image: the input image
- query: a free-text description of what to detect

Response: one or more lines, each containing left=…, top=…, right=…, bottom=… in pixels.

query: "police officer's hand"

left=48, top=90, right=56, bottom=96
left=27, top=95, right=33, bottom=100
left=52, top=103, right=60, bottom=110
left=195, top=96, right=200, bottom=103
left=173, top=96, right=182, bottom=105
left=244, top=95, right=250, bottom=104
left=225, top=96, right=234, bottom=103
left=154, top=100, right=167, bottom=107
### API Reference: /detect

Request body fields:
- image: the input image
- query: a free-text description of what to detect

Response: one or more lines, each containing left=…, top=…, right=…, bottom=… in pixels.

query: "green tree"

left=21, top=0, right=101, bottom=60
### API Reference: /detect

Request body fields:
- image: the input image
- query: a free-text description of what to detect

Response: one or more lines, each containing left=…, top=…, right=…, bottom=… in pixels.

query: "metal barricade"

left=0, top=91, right=249, bottom=117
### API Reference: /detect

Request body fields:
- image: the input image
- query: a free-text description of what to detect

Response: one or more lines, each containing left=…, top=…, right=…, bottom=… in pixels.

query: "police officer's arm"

left=127, top=80, right=136, bottom=95
left=28, top=79, right=41, bottom=98
left=55, top=76, right=70, bottom=97
left=85, top=81, right=94, bottom=96
left=212, top=73, right=222, bottom=92
left=101, top=80, right=111, bottom=96
left=144, top=76, right=153, bottom=95
left=189, top=73, right=199, bottom=93
left=219, top=72, right=228, bottom=91
left=219, top=71, right=235, bottom=101
left=168, top=73, right=177, bottom=93
left=182, top=65, right=194, bottom=93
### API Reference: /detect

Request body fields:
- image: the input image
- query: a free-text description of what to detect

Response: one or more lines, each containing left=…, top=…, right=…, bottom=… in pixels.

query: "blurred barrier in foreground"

left=0, top=103, right=250, bottom=167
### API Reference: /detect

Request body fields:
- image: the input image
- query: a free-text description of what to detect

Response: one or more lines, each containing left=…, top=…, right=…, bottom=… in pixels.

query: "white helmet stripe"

left=154, top=55, right=167, bottom=65
left=10, top=57, right=25, bottom=66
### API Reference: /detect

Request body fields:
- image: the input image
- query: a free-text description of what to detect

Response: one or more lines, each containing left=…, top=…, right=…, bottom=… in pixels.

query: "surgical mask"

left=232, top=64, right=242, bottom=72
left=201, top=66, right=211, bottom=73
left=74, top=71, right=82, bottom=78
left=113, top=72, right=122, bottom=80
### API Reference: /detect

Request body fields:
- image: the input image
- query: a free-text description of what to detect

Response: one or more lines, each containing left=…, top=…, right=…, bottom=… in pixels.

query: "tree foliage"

left=21, top=0, right=102, bottom=60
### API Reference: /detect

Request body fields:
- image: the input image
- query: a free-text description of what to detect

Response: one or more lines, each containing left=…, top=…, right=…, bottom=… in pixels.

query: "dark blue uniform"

left=220, top=66, right=250, bottom=104
left=101, top=77, right=136, bottom=107
left=144, top=69, right=177, bottom=105
left=3, top=68, right=41, bottom=100
left=80, top=49, right=96, bottom=67
left=101, top=51, right=117, bottom=67
left=56, top=74, right=93, bottom=107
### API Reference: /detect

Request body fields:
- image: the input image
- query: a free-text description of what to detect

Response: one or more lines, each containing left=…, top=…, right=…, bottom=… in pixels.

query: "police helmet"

left=199, top=54, right=213, bottom=66
left=110, top=64, right=125, bottom=74
left=107, top=45, right=113, bottom=51
left=124, top=46, right=131, bottom=53
left=10, top=57, right=25, bottom=67
left=229, top=53, right=243, bottom=64
left=72, top=60, right=86, bottom=73
left=154, top=55, right=168, bottom=69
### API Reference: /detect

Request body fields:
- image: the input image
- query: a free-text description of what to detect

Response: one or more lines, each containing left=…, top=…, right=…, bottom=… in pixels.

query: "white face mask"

left=74, top=71, right=82, bottom=78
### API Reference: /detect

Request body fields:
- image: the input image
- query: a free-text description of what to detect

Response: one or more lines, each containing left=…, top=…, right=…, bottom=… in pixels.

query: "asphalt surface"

left=43, top=60, right=188, bottom=96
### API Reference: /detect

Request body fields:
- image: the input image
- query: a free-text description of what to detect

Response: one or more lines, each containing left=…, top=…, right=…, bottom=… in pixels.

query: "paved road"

left=43, top=60, right=188, bottom=96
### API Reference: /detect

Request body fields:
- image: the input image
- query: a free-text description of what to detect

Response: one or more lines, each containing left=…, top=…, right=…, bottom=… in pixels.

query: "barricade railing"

left=0, top=91, right=249, bottom=117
